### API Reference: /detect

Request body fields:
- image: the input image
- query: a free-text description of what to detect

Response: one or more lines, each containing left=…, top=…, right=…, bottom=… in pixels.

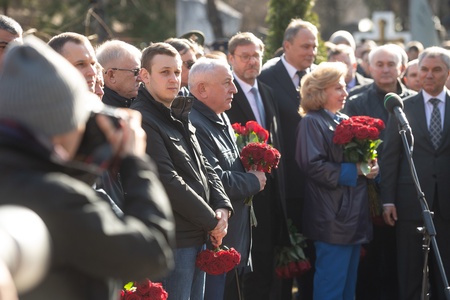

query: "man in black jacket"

left=226, top=31, right=291, bottom=300
left=258, top=20, right=318, bottom=299
left=342, top=44, right=416, bottom=300
left=0, top=36, right=175, bottom=300
left=189, top=57, right=266, bottom=300
left=130, top=42, right=233, bottom=300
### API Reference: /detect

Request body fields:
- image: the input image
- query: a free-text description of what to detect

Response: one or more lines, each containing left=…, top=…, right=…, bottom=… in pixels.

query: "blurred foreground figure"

left=0, top=36, right=175, bottom=300
left=0, top=205, right=51, bottom=299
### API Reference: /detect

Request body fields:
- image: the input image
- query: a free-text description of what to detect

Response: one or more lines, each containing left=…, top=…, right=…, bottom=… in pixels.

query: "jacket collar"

left=103, top=86, right=133, bottom=108
left=192, top=98, right=226, bottom=127
left=138, top=85, right=194, bottom=123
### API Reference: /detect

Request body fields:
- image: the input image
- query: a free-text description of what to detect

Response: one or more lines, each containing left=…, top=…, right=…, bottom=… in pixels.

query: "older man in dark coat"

left=189, top=57, right=266, bottom=300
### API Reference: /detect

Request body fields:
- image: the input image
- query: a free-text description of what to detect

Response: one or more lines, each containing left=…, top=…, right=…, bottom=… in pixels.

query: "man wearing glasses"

left=165, top=38, right=197, bottom=89
left=0, top=15, right=23, bottom=70
left=96, top=40, right=143, bottom=108
left=226, top=31, right=289, bottom=300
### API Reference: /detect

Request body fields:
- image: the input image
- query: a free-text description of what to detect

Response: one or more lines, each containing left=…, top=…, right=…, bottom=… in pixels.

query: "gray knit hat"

left=0, top=35, right=97, bottom=137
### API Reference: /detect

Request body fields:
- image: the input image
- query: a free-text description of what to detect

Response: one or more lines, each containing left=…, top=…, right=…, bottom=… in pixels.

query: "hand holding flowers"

left=333, top=115, right=384, bottom=175
left=231, top=121, right=281, bottom=227
left=333, top=115, right=384, bottom=220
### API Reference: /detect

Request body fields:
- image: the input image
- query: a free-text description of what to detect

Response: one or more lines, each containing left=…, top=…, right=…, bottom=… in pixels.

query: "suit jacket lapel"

left=273, top=60, right=300, bottom=105
left=440, top=91, right=450, bottom=148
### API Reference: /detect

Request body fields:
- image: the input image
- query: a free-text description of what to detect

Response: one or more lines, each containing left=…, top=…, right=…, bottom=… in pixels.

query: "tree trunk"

left=206, top=0, right=224, bottom=39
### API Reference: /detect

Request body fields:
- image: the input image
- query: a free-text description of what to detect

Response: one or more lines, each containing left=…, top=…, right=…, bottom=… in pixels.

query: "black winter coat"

left=130, top=86, right=233, bottom=248
left=190, top=99, right=260, bottom=268
left=0, top=120, right=175, bottom=300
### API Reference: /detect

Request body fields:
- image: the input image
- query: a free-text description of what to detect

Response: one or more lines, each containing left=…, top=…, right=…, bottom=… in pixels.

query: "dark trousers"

left=355, top=224, right=398, bottom=300
left=396, top=214, right=450, bottom=300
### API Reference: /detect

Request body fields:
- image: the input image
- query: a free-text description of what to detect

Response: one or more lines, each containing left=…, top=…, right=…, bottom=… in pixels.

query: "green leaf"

left=124, top=281, right=134, bottom=291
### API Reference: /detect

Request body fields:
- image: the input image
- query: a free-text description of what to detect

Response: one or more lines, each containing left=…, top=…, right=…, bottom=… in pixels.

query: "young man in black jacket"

left=131, top=42, right=233, bottom=300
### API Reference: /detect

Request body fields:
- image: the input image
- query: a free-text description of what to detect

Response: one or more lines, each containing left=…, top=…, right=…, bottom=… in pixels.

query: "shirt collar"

left=422, top=89, right=447, bottom=103
left=281, top=54, right=300, bottom=80
left=233, top=72, right=258, bottom=93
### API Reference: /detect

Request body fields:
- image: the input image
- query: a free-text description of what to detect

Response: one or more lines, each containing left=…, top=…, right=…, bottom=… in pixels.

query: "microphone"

left=384, top=92, right=411, bottom=132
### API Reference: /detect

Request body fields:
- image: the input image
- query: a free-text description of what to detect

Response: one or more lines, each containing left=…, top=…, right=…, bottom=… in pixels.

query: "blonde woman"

left=295, top=62, right=378, bottom=300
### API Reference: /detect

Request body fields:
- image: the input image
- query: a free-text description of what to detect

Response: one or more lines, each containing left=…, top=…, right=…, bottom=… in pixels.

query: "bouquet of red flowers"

left=231, top=120, right=269, bottom=152
left=333, top=115, right=385, bottom=175
left=232, top=121, right=281, bottom=226
left=240, top=142, right=281, bottom=173
left=195, top=245, right=241, bottom=275
left=333, top=115, right=385, bottom=220
left=120, top=279, right=168, bottom=300
left=275, top=220, right=311, bottom=279
left=240, top=142, right=281, bottom=226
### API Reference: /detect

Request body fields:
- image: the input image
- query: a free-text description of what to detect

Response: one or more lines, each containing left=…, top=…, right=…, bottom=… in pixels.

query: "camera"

left=74, top=104, right=123, bottom=168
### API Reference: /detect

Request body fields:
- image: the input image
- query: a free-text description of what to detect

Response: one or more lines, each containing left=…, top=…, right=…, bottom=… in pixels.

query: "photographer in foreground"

left=0, top=36, right=175, bottom=300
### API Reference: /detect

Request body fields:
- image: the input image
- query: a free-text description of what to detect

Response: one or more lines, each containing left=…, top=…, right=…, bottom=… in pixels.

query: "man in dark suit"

left=257, top=19, right=319, bottom=300
left=226, top=32, right=290, bottom=300
left=381, top=46, right=450, bottom=300
left=343, top=43, right=416, bottom=300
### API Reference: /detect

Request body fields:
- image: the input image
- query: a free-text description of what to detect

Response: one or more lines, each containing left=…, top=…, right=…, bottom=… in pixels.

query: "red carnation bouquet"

left=275, top=220, right=311, bottom=279
left=196, top=245, right=241, bottom=275
left=333, top=115, right=385, bottom=220
left=231, top=121, right=281, bottom=226
left=231, top=120, right=269, bottom=151
left=120, top=279, right=168, bottom=300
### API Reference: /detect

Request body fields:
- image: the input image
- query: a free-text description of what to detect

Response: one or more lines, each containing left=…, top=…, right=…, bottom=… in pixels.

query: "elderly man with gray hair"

left=96, top=40, right=143, bottom=108
left=189, top=57, right=266, bottom=300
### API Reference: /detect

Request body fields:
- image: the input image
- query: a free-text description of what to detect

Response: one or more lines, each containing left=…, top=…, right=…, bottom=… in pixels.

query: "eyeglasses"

left=109, top=68, right=140, bottom=76
left=183, top=60, right=195, bottom=70
left=234, top=53, right=261, bottom=63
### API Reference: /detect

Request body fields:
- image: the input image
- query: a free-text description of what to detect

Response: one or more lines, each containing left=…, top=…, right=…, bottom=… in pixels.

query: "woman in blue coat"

left=295, top=62, right=379, bottom=300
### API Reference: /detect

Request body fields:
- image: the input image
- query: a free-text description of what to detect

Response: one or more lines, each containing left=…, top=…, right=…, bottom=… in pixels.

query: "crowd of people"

left=0, top=12, right=450, bottom=300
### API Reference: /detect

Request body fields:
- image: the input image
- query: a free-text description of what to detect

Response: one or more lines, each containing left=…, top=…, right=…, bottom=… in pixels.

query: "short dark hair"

left=48, top=32, right=89, bottom=54
left=141, top=42, right=179, bottom=73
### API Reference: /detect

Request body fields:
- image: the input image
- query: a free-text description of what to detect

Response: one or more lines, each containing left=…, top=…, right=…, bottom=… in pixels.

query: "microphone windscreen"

left=384, top=92, right=404, bottom=113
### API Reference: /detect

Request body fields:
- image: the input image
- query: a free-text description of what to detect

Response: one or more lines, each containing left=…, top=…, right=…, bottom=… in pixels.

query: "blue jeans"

left=313, top=241, right=361, bottom=300
left=161, top=245, right=206, bottom=300
left=204, top=273, right=226, bottom=300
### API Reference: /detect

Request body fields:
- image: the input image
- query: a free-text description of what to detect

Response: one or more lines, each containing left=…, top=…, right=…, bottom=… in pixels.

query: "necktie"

left=429, top=98, right=442, bottom=149
left=296, top=70, right=307, bottom=88
left=250, top=87, right=266, bottom=128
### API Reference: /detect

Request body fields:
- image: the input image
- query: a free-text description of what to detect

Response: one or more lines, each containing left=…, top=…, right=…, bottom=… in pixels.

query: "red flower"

left=297, top=259, right=312, bottom=276
left=275, top=220, right=311, bottom=279
left=135, top=279, right=152, bottom=295
left=124, top=292, right=141, bottom=300
left=231, top=120, right=269, bottom=151
left=240, top=142, right=281, bottom=174
left=120, top=279, right=168, bottom=300
left=196, top=246, right=241, bottom=275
